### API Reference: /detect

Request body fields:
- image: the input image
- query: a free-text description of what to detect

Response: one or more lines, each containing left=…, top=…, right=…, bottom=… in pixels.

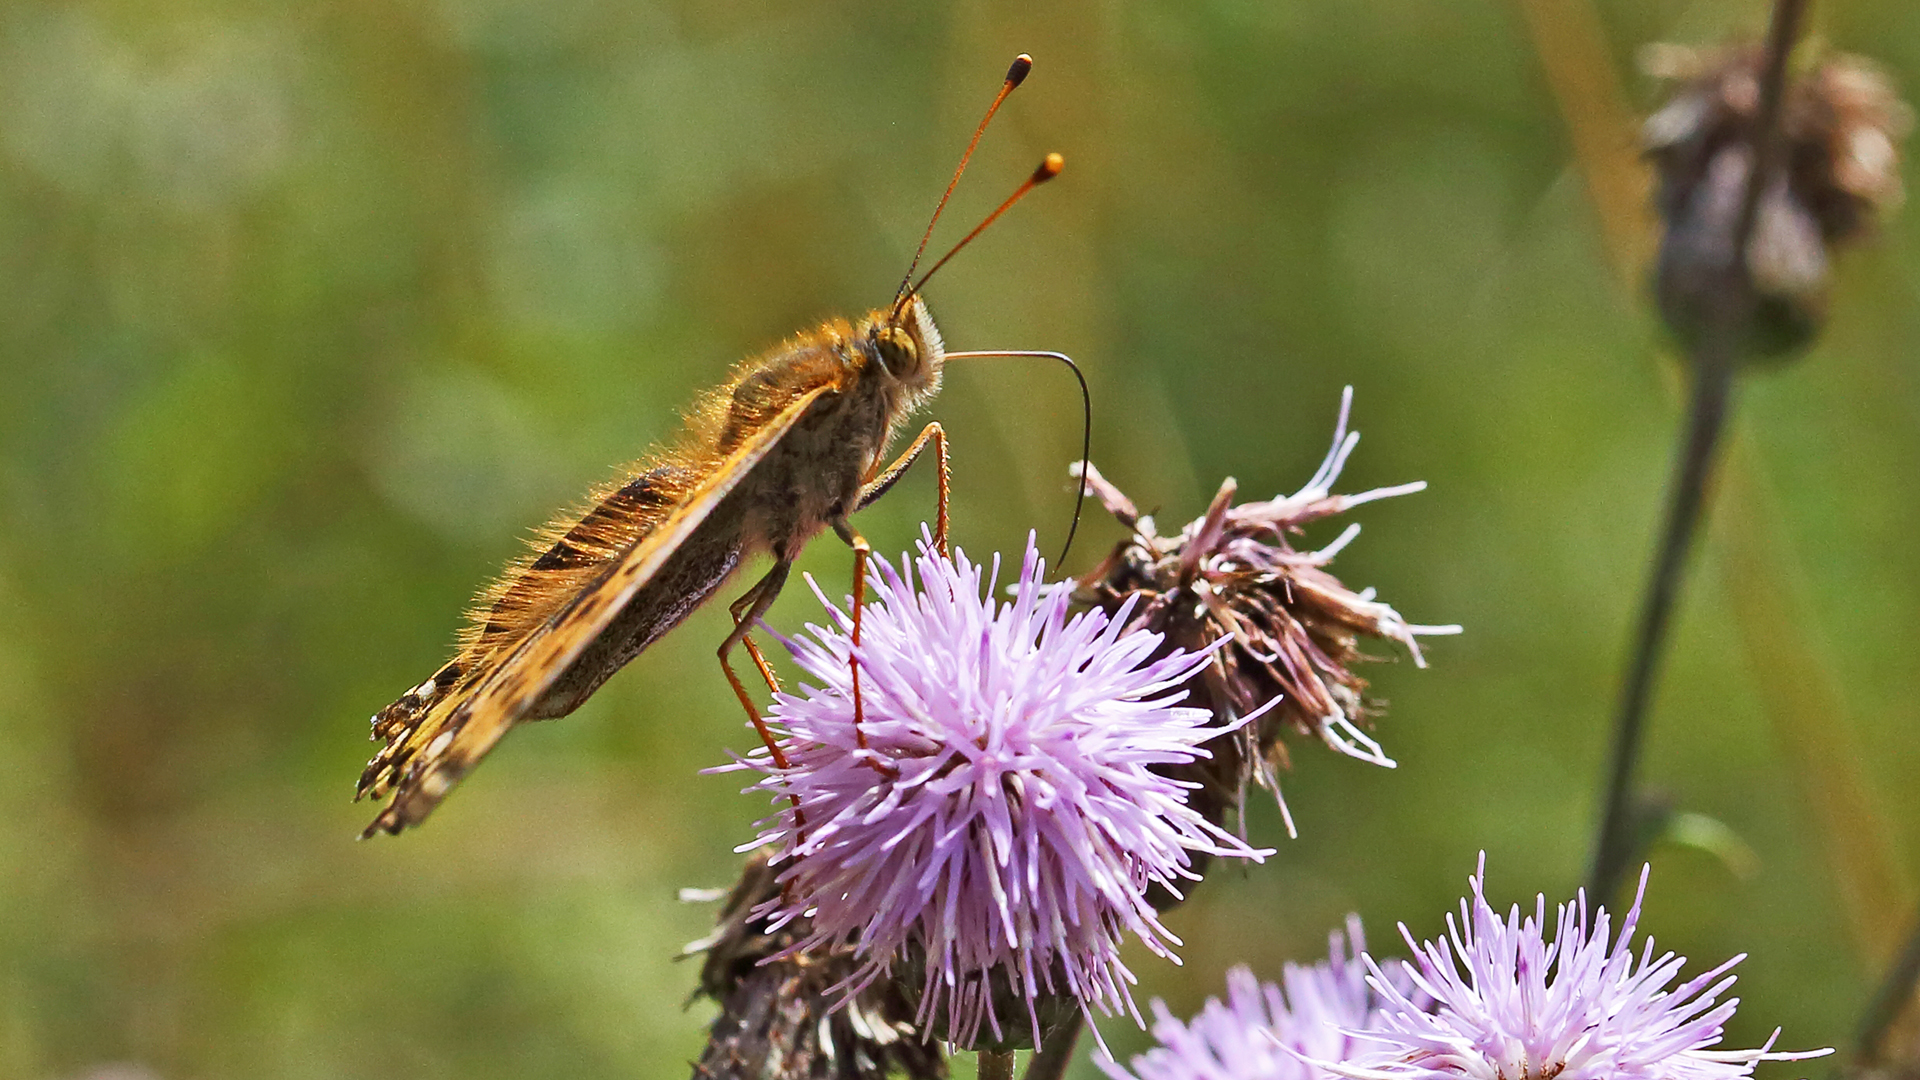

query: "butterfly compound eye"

left=873, top=325, right=919, bottom=378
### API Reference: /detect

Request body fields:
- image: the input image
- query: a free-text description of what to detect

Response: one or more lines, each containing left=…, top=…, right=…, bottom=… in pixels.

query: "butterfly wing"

left=361, top=383, right=835, bottom=837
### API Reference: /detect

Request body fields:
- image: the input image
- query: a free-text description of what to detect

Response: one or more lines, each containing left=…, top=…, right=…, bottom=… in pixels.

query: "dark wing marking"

left=362, top=383, right=835, bottom=836
left=529, top=469, right=686, bottom=571
left=469, top=465, right=693, bottom=652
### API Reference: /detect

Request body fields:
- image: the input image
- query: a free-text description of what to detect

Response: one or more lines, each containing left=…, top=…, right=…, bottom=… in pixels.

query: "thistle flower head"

left=1334, top=857, right=1831, bottom=1080
left=1101, top=918, right=1401, bottom=1080
left=732, top=533, right=1271, bottom=1051
left=1075, top=388, right=1458, bottom=837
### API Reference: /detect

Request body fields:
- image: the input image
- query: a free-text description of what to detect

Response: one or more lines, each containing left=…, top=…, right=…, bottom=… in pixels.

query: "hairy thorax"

left=522, top=322, right=912, bottom=718
left=717, top=320, right=914, bottom=558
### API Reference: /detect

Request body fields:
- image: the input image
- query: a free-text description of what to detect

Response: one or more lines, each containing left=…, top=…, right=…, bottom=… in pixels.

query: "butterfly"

left=357, top=55, right=1067, bottom=837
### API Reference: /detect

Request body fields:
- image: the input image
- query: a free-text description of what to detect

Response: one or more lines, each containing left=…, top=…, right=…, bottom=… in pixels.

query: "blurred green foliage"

left=1, top=0, right=1916, bottom=1076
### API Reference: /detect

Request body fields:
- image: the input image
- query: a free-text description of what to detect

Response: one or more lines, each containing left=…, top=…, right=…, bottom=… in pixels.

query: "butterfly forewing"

left=356, top=465, right=697, bottom=800
left=360, top=383, right=837, bottom=836
left=469, top=464, right=696, bottom=652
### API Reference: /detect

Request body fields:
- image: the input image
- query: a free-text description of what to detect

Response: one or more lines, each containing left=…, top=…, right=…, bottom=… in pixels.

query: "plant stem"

left=1585, top=0, right=1808, bottom=903
left=981, top=1049, right=1019, bottom=1080
left=1589, top=352, right=1735, bottom=902
left=1517, top=0, right=1909, bottom=962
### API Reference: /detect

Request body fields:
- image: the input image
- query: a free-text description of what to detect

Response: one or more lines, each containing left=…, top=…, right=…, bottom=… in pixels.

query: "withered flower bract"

left=1075, top=389, right=1457, bottom=838
left=684, top=851, right=946, bottom=1080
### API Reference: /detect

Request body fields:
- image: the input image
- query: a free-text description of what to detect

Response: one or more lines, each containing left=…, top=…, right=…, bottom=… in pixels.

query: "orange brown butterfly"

left=357, top=54, right=1080, bottom=837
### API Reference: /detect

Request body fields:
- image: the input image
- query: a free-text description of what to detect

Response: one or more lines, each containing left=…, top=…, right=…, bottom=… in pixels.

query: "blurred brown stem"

left=981, top=1050, right=1018, bottom=1080
left=1719, top=448, right=1912, bottom=962
left=1511, top=0, right=1652, bottom=276
left=1023, top=1013, right=1082, bottom=1080
left=1857, top=902, right=1920, bottom=1063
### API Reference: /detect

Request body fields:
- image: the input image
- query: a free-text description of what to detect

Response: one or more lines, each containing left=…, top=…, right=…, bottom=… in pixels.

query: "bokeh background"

left=2, top=0, right=1917, bottom=1076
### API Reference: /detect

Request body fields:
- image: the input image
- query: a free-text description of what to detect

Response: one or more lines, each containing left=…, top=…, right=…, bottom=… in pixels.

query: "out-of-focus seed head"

left=1074, top=389, right=1458, bottom=840
left=684, top=851, right=946, bottom=1080
left=1644, top=43, right=1912, bottom=360
left=1851, top=1037, right=1920, bottom=1080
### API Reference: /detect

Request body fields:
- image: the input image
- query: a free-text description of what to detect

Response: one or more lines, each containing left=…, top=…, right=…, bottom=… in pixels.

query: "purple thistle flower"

left=1329, top=857, right=1830, bottom=1080
left=730, top=533, right=1272, bottom=1051
left=1100, top=918, right=1400, bottom=1080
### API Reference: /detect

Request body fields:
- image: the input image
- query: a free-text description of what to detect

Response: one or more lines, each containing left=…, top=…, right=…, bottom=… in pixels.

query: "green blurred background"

left=2, top=0, right=1917, bottom=1075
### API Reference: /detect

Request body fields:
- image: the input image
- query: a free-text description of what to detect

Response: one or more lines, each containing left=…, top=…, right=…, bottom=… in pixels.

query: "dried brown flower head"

left=1643, top=42, right=1912, bottom=358
left=685, top=852, right=946, bottom=1080
left=1073, top=389, right=1457, bottom=839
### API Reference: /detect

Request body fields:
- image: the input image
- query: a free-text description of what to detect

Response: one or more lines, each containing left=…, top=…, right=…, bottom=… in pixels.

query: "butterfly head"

left=864, top=294, right=945, bottom=398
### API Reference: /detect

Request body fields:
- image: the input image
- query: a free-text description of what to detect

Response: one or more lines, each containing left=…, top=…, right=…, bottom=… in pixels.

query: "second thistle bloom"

left=733, top=535, right=1271, bottom=1050
left=1337, top=859, right=1830, bottom=1080
left=1101, top=919, right=1400, bottom=1080
left=1111, top=858, right=1824, bottom=1080
left=1076, top=388, right=1458, bottom=836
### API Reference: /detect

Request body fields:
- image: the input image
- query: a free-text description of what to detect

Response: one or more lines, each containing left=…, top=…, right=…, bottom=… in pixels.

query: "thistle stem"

left=1589, top=353, right=1735, bottom=901
left=981, top=1049, right=1019, bottom=1080
left=1586, top=0, right=1808, bottom=903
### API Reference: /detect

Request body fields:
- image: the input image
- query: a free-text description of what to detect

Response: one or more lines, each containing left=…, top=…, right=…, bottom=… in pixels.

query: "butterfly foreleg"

left=829, top=516, right=899, bottom=779
left=728, top=586, right=783, bottom=698
left=719, top=560, right=793, bottom=770
left=856, top=421, right=949, bottom=556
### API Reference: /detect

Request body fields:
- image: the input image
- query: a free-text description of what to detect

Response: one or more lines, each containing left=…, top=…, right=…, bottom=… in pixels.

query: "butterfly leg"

left=718, top=559, right=793, bottom=770
left=856, top=421, right=949, bottom=556
left=721, top=560, right=811, bottom=840
left=728, top=587, right=783, bottom=698
left=830, top=516, right=899, bottom=778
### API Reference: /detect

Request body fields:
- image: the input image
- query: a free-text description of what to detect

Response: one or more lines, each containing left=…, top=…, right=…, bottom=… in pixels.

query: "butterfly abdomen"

left=525, top=517, right=747, bottom=718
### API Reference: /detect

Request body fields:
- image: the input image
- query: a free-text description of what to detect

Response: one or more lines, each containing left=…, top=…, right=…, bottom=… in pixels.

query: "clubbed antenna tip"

left=1006, top=54, right=1033, bottom=88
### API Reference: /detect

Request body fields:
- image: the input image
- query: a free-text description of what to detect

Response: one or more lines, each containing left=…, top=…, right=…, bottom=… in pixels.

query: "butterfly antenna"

left=944, top=349, right=1092, bottom=568
left=903, top=153, right=1064, bottom=307
left=894, top=54, right=1033, bottom=310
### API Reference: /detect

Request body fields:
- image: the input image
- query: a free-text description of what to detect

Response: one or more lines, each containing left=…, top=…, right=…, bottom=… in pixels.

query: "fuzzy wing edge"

left=361, top=384, right=834, bottom=837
